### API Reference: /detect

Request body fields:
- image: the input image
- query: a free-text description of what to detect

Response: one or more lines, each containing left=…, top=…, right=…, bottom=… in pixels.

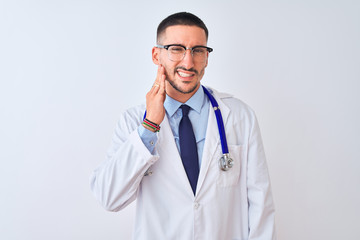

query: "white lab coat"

left=90, top=87, right=276, bottom=240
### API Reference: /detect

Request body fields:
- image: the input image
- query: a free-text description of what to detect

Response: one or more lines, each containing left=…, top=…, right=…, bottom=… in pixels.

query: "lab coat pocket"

left=216, top=144, right=243, bottom=187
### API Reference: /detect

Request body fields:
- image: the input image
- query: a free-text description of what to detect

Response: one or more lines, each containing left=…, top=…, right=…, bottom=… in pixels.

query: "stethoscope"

left=202, top=86, right=234, bottom=171
left=143, top=85, right=233, bottom=171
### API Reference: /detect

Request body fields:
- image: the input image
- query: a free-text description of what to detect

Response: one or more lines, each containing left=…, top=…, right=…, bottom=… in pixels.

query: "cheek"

left=162, top=64, right=174, bottom=80
left=159, top=51, right=173, bottom=65
left=197, top=63, right=207, bottom=76
left=163, top=62, right=177, bottom=75
left=163, top=66, right=170, bottom=79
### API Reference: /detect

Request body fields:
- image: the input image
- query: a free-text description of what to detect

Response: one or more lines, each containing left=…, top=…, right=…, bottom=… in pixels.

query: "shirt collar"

left=164, top=85, right=205, bottom=117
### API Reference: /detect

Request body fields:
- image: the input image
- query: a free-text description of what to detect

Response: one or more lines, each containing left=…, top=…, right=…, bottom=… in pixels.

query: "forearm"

left=90, top=110, right=160, bottom=211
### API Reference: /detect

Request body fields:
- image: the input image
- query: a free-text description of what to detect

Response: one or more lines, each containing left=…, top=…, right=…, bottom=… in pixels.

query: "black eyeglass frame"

left=156, top=44, right=213, bottom=54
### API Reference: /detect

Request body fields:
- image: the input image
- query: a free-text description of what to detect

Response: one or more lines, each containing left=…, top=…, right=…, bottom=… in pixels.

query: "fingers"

left=153, top=83, right=160, bottom=88
left=159, top=72, right=165, bottom=94
left=150, top=65, right=165, bottom=94
left=145, top=65, right=166, bottom=125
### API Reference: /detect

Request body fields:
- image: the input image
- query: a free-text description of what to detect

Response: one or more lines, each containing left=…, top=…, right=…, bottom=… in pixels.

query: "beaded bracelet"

left=142, top=118, right=160, bottom=132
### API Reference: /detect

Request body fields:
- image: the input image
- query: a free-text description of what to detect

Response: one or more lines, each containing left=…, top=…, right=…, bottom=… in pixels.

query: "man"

left=91, top=12, right=276, bottom=239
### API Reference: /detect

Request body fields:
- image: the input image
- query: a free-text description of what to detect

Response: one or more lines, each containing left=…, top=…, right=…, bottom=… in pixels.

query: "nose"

left=180, top=49, right=195, bottom=69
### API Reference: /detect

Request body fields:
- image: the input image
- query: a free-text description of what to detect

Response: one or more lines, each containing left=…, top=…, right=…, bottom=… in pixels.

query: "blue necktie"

left=179, top=105, right=199, bottom=195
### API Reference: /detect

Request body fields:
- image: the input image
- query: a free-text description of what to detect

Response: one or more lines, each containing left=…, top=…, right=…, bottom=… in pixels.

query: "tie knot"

left=180, top=105, right=191, bottom=117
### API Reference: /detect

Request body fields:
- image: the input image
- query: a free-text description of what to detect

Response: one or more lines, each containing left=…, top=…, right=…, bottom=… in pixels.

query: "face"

left=152, top=25, right=209, bottom=101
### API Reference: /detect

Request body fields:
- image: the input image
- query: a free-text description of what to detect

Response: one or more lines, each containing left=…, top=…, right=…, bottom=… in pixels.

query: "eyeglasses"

left=156, top=44, right=213, bottom=62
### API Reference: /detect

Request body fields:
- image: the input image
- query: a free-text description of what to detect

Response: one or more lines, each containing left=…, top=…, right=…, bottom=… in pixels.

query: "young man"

left=91, top=12, right=276, bottom=239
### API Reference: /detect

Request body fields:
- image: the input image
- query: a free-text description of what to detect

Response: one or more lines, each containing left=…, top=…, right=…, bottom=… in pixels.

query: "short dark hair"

left=157, top=12, right=209, bottom=43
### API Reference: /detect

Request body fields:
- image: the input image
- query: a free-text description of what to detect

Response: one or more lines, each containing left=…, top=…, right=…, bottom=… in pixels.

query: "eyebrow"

left=163, top=44, right=209, bottom=48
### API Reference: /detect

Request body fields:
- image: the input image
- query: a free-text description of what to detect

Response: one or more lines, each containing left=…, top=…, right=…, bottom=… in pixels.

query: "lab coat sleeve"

left=138, top=124, right=158, bottom=154
left=90, top=108, right=159, bottom=212
left=247, top=114, right=276, bottom=239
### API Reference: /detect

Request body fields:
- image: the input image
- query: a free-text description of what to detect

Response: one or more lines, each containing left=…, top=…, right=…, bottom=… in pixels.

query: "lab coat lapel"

left=196, top=88, right=231, bottom=194
left=157, top=115, right=195, bottom=197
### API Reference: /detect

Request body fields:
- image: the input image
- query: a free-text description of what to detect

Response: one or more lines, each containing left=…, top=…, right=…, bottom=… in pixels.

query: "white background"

left=1, top=0, right=359, bottom=239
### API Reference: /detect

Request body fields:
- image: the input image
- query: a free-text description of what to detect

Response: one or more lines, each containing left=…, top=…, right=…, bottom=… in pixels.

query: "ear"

left=152, top=47, right=161, bottom=65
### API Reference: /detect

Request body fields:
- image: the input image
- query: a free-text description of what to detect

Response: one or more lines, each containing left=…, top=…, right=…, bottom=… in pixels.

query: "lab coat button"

left=194, top=202, right=200, bottom=209
left=144, top=169, right=152, bottom=176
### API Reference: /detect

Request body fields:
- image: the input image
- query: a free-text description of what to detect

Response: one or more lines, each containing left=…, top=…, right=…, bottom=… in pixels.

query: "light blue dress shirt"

left=138, top=86, right=210, bottom=167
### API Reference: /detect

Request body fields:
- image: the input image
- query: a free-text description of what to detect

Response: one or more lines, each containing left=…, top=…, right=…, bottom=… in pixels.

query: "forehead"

left=160, top=25, right=207, bottom=46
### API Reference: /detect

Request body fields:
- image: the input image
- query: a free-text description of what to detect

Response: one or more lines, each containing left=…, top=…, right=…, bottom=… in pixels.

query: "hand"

left=145, top=65, right=166, bottom=126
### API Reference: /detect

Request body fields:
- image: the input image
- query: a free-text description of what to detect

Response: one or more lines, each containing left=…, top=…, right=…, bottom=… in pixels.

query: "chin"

left=169, top=80, right=199, bottom=94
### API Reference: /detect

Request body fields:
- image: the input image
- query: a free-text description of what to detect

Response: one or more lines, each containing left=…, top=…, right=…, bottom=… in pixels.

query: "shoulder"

left=116, top=104, right=146, bottom=133
left=204, top=86, right=260, bottom=142
left=204, top=86, right=256, bottom=118
left=121, top=104, right=146, bottom=120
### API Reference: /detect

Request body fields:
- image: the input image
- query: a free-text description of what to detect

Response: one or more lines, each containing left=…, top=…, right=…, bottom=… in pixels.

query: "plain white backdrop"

left=1, top=0, right=359, bottom=239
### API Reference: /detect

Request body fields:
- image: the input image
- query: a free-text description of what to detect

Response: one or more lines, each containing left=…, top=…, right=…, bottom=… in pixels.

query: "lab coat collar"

left=202, top=85, right=232, bottom=122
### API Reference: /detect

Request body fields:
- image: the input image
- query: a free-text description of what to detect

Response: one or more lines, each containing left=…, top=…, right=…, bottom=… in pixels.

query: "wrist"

left=142, top=122, right=157, bottom=132
left=143, top=115, right=160, bottom=125
left=142, top=118, right=160, bottom=132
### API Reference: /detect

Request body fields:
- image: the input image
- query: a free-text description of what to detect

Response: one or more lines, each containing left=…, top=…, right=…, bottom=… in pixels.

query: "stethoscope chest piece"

left=219, top=153, right=234, bottom=171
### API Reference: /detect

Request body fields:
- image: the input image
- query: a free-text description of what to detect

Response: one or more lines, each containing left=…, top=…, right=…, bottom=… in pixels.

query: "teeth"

left=178, top=71, right=193, bottom=77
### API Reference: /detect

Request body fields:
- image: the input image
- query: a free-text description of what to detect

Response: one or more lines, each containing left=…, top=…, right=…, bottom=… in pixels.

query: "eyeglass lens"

left=167, top=46, right=208, bottom=62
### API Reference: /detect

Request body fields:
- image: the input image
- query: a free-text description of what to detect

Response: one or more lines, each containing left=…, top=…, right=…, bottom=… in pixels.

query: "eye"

left=193, top=47, right=206, bottom=54
left=169, top=46, right=184, bottom=53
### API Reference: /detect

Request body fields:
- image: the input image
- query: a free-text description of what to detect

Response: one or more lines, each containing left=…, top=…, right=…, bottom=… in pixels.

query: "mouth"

left=176, top=68, right=196, bottom=79
left=177, top=71, right=194, bottom=78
